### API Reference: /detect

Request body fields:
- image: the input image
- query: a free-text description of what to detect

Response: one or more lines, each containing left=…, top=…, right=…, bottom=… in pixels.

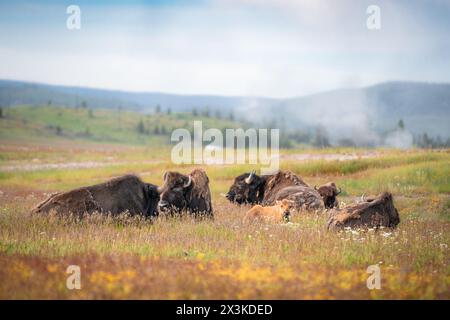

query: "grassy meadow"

left=0, top=105, right=244, bottom=146
left=0, top=141, right=448, bottom=299
left=0, top=106, right=449, bottom=299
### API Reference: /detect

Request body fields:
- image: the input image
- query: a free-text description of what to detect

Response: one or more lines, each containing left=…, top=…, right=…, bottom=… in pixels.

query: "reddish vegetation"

left=2, top=253, right=448, bottom=300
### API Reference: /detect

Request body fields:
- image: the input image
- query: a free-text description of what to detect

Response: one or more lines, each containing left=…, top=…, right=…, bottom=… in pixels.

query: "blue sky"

left=0, top=0, right=449, bottom=97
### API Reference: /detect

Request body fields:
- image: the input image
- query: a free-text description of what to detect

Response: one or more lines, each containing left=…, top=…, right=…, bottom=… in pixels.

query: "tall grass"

left=0, top=146, right=448, bottom=299
left=0, top=195, right=448, bottom=299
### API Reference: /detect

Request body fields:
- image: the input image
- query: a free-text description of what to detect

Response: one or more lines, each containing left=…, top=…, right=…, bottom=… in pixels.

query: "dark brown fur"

left=272, top=185, right=324, bottom=211
left=31, top=175, right=160, bottom=217
left=327, top=192, right=400, bottom=230
left=158, top=169, right=213, bottom=217
left=227, top=170, right=323, bottom=211
left=262, top=171, right=309, bottom=205
left=315, top=182, right=341, bottom=209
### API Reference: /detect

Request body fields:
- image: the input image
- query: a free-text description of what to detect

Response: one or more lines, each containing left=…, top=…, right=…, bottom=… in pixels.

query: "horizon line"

left=1, top=77, right=449, bottom=101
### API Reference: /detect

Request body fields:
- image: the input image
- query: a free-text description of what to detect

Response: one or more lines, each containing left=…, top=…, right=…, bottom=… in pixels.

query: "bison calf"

left=243, top=199, right=294, bottom=224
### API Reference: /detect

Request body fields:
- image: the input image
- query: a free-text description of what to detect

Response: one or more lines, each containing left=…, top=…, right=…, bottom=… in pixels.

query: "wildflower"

left=46, top=264, right=58, bottom=273
left=196, top=252, right=205, bottom=260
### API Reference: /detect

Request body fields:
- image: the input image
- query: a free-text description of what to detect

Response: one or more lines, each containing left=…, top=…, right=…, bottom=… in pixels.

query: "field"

left=0, top=105, right=245, bottom=146
left=0, top=135, right=448, bottom=300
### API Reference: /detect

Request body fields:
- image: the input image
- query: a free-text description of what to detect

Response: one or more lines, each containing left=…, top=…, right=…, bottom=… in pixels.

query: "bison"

left=327, top=192, right=400, bottom=230
left=31, top=175, right=160, bottom=218
left=315, top=182, right=341, bottom=209
left=225, top=170, right=266, bottom=205
left=226, top=170, right=323, bottom=211
left=243, top=199, right=294, bottom=224
left=157, top=168, right=213, bottom=217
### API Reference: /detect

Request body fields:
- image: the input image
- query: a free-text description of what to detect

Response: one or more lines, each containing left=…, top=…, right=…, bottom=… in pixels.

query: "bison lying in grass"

left=31, top=175, right=160, bottom=218
left=243, top=199, right=295, bottom=224
left=226, top=170, right=327, bottom=211
left=327, top=192, right=400, bottom=230
left=157, top=168, right=213, bottom=218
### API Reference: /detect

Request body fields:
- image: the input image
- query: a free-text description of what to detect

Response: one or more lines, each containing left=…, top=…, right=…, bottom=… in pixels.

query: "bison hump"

left=273, top=186, right=323, bottom=211
left=327, top=192, right=400, bottom=230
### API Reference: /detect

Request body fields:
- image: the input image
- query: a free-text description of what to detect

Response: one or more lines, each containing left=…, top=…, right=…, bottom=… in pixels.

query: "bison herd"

left=32, top=169, right=400, bottom=230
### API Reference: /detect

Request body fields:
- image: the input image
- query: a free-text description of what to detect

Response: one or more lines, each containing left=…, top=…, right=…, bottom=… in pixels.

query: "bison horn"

left=314, top=185, right=318, bottom=190
left=183, top=176, right=192, bottom=188
left=361, top=193, right=365, bottom=202
left=337, top=187, right=342, bottom=195
left=245, top=171, right=255, bottom=184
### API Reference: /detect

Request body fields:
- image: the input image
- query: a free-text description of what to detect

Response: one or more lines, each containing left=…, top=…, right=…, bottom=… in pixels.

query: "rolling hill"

left=0, top=105, right=247, bottom=146
left=0, top=79, right=449, bottom=145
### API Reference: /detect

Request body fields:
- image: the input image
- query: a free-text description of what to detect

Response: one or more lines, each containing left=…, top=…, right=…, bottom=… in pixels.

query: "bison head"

left=157, top=169, right=213, bottom=216
left=276, top=199, right=295, bottom=222
left=315, top=182, right=341, bottom=209
left=157, top=171, right=193, bottom=213
left=226, top=170, right=265, bottom=205
left=145, top=183, right=161, bottom=217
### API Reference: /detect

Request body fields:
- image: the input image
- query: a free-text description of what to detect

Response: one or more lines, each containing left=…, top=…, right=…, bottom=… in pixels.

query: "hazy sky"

left=0, top=0, right=449, bottom=97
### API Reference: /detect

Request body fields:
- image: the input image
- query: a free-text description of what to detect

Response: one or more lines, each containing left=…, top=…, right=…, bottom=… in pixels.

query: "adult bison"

left=315, top=182, right=341, bottom=209
left=327, top=192, right=400, bottom=230
left=226, top=170, right=324, bottom=211
left=157, top=168, right=213, bottom=217
left=31, top=175, right=160, bottom=218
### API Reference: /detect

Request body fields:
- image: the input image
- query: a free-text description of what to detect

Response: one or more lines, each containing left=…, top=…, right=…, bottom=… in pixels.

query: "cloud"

left=0, top=0, right=449, bottom=97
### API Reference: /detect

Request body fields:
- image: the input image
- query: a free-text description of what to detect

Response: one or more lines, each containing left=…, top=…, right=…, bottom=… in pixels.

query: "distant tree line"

left=190, top=106, right=235, bottom=121
left=136, top=118, right=168, bottom=136
left=152, top=104, right=238, bottom=123
left=413, top=133, right=450, bottom=148
left=39, top=104, right=447, bottom=149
